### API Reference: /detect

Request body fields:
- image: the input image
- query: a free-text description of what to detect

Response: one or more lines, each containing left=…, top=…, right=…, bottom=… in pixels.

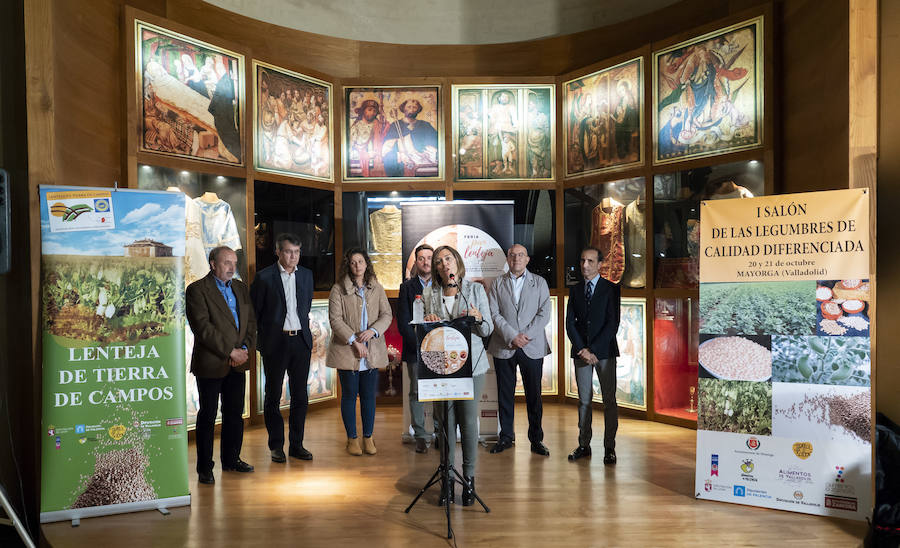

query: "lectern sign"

left=416, top=318, right=474, bottom=401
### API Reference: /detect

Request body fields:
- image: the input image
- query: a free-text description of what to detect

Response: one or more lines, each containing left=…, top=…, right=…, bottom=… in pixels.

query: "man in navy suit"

left=397, top=244, right=433, bottom=454
left=565, top=247, right=621, bottom=464
left=250, top=233, right=315, bottom=463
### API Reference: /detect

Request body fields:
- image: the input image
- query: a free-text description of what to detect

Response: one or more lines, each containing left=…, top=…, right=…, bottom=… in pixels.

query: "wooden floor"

left=42, top=403, right=867, bottom=547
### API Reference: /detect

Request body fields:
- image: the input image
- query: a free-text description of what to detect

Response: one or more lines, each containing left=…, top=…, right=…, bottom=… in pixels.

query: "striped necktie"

left=585, top=280, right=593, bottom=302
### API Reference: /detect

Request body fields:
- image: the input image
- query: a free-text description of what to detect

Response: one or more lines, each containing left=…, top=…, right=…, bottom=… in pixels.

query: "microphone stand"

left=404, top=315, right=490, bottom=539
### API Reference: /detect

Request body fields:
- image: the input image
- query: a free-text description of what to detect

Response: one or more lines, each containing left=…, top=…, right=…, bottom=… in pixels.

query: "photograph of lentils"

left=71, top=446, right=157, bottom=508
left=772, top=335, right=870, bottom=386
left=699, top=281, right=816, bottom=336
left=698, top=378, right=772, bottom=435
left=815, top=279, right=870, bottom=337
left=772, top=383, right=871, bottom=444
left=421, top=350, right=450, bottom=375
left=698, top=334, right=771, bottom=381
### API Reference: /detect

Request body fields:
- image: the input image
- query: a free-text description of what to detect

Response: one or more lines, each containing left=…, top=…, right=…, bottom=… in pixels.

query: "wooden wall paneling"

left=779, top=0, right=849, bottom=192
left=849, top=0, right=878, bottom=482
left=763, top=2, right=777, bottom=196
left=877, top=0, right=899, bottom=422
left=52, top=1, right=124, bottom=189
left=20, top=0, right=52, bottom=537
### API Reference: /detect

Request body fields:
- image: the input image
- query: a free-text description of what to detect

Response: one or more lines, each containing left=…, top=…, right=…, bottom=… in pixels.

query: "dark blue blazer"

left=566, top=277, right=620, bottom=360
left=250, top=263, right=314, bottom=353
left=397, top=276, right=427, bottom=364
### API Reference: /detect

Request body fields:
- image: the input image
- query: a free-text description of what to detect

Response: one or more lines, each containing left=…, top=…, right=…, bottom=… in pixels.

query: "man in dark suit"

left=565, top=247, right=621, bottom=464
left=397, top=244, right=433, bottom=454
left=250, top=233, right=315, bottom=463
left=185, top=246, right=257, bottom=485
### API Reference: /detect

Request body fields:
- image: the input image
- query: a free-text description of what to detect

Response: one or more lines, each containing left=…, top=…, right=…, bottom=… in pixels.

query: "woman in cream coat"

left=422, top=245, right=493, bottom=506
left=327, top=248, right=392, bottom=456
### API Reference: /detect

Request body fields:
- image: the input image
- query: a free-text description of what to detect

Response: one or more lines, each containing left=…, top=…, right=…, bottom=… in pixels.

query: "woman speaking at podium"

left=422, top=245, right=493, bottom=506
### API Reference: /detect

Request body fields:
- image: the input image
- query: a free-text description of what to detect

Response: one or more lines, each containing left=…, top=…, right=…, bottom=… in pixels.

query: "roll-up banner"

left=401, top=200, right=514, bottom=440
left=696, top=188, right=871, bottom=520
left=39, top=186, right=190, bottom=522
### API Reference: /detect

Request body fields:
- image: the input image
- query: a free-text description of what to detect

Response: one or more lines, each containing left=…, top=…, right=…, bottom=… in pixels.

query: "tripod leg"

left=405, top=465, right=443, bottom=513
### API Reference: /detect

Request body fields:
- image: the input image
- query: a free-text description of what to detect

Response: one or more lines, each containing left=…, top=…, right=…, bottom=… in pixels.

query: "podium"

left=404, top=316, right=489, bottom=538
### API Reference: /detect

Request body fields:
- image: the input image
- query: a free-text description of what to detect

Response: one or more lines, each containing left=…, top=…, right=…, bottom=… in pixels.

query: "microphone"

left=449, top=273, right=472, bottom=316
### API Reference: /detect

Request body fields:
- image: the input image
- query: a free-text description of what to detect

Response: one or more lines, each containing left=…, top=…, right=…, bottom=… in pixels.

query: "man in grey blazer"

left=487, top=244, right=551, bottom=456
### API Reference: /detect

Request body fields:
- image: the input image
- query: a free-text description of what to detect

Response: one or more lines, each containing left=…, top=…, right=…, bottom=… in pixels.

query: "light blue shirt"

left=214, top=276, right=239, bottom=329
left=418, top=276, right=432, bottom=291
left=347, top=285, right=379, bottom=372
left=585, top=273, right=601, bottom=299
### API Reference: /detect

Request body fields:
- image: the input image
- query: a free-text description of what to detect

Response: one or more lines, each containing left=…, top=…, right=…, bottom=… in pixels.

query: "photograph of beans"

left=772, top=383, right=871, bottom=445
left=815, top=279, right=870, bottom=337
left=698, top=334, right=772, bottom=381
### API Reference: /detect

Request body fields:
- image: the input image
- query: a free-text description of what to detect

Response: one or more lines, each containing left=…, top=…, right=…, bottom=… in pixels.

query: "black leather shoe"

left=271, top=449, right=286, bottom=463
left=198, top=470, right=215, bottom=484
left=567, top=446, right=591, bottom=461
left=604, top=449, right=617, bottom=465
left=222, top=459, right=254, bottom=473
left=490, top=438, right=513, bottom=454
left=289, top=447, right=313, bottom=461
left=415, top=438, right=428, bottom=454
left=462, top=476, right=475, bottom=507
left=530, top=442, right=550, bottom=456
left=437, top=481, right=455, bottom=506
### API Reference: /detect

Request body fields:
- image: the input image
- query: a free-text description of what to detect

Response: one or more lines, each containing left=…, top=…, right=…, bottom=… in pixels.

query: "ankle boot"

left=363, top=436, right=377, bottom=455
left=462, top=476, right=475, bottom=506
left=437, top=479, right=455, bottom=506
left=346, top=437, right=362, bottom=456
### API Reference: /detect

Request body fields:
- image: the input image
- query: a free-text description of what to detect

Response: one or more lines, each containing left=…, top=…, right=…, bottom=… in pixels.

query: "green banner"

left=39, top=187, right=190, bottom=521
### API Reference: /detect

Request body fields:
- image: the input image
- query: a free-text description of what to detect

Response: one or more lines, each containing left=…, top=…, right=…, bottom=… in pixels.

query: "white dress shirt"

left=279, top=261, right=302, bottom=331
left=511, top=272, right=526, bottom=306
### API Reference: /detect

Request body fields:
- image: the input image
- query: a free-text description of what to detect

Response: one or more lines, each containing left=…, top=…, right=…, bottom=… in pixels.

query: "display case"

left=137, top=164, right=249, bottom=282
left=564, top=177, right=646, bottom=288
left=515, top=296, right=559, bottom=396
left=255, top=298, right=336, bottom=412
left=452, top=189, right=556, bottom=288
left=254, top=180, right=335, bottom=291
left=564, top=296, right=648, bottom=410
left=137, top=164, right=250, bottom=429
left=375, top=298, right=404, bottom=399
left=652, top=297, right=699, bottom=420
left=341, top=191, right=444, bottom=290
left=653, top=160, right=764, bottom=289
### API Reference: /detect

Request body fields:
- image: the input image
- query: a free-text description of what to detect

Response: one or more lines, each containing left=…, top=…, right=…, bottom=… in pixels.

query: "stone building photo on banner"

left=653, top=16, right=763, bottom=164
left=564, top=57, right=643, bottom=177
left=137, top=20, right=244, bottom=165
left=343, top=86, right=442, bottom=181
left=254, top=61, right=333, bottom=182
left=452, top=84, right=555, bottom=181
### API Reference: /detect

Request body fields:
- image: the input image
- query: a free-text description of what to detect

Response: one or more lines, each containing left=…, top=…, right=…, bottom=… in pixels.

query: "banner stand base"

left=41, top=495, right=191, bottom=524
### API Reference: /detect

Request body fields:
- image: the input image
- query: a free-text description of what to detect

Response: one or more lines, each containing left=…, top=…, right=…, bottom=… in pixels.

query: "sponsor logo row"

left=46, top=418, right=184, bottom=448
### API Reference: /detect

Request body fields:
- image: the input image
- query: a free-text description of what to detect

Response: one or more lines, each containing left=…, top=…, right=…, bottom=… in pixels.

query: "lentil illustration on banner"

left=695, top=188, right=871, bottom=520
left=39, top=186, right=190, bottom=522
